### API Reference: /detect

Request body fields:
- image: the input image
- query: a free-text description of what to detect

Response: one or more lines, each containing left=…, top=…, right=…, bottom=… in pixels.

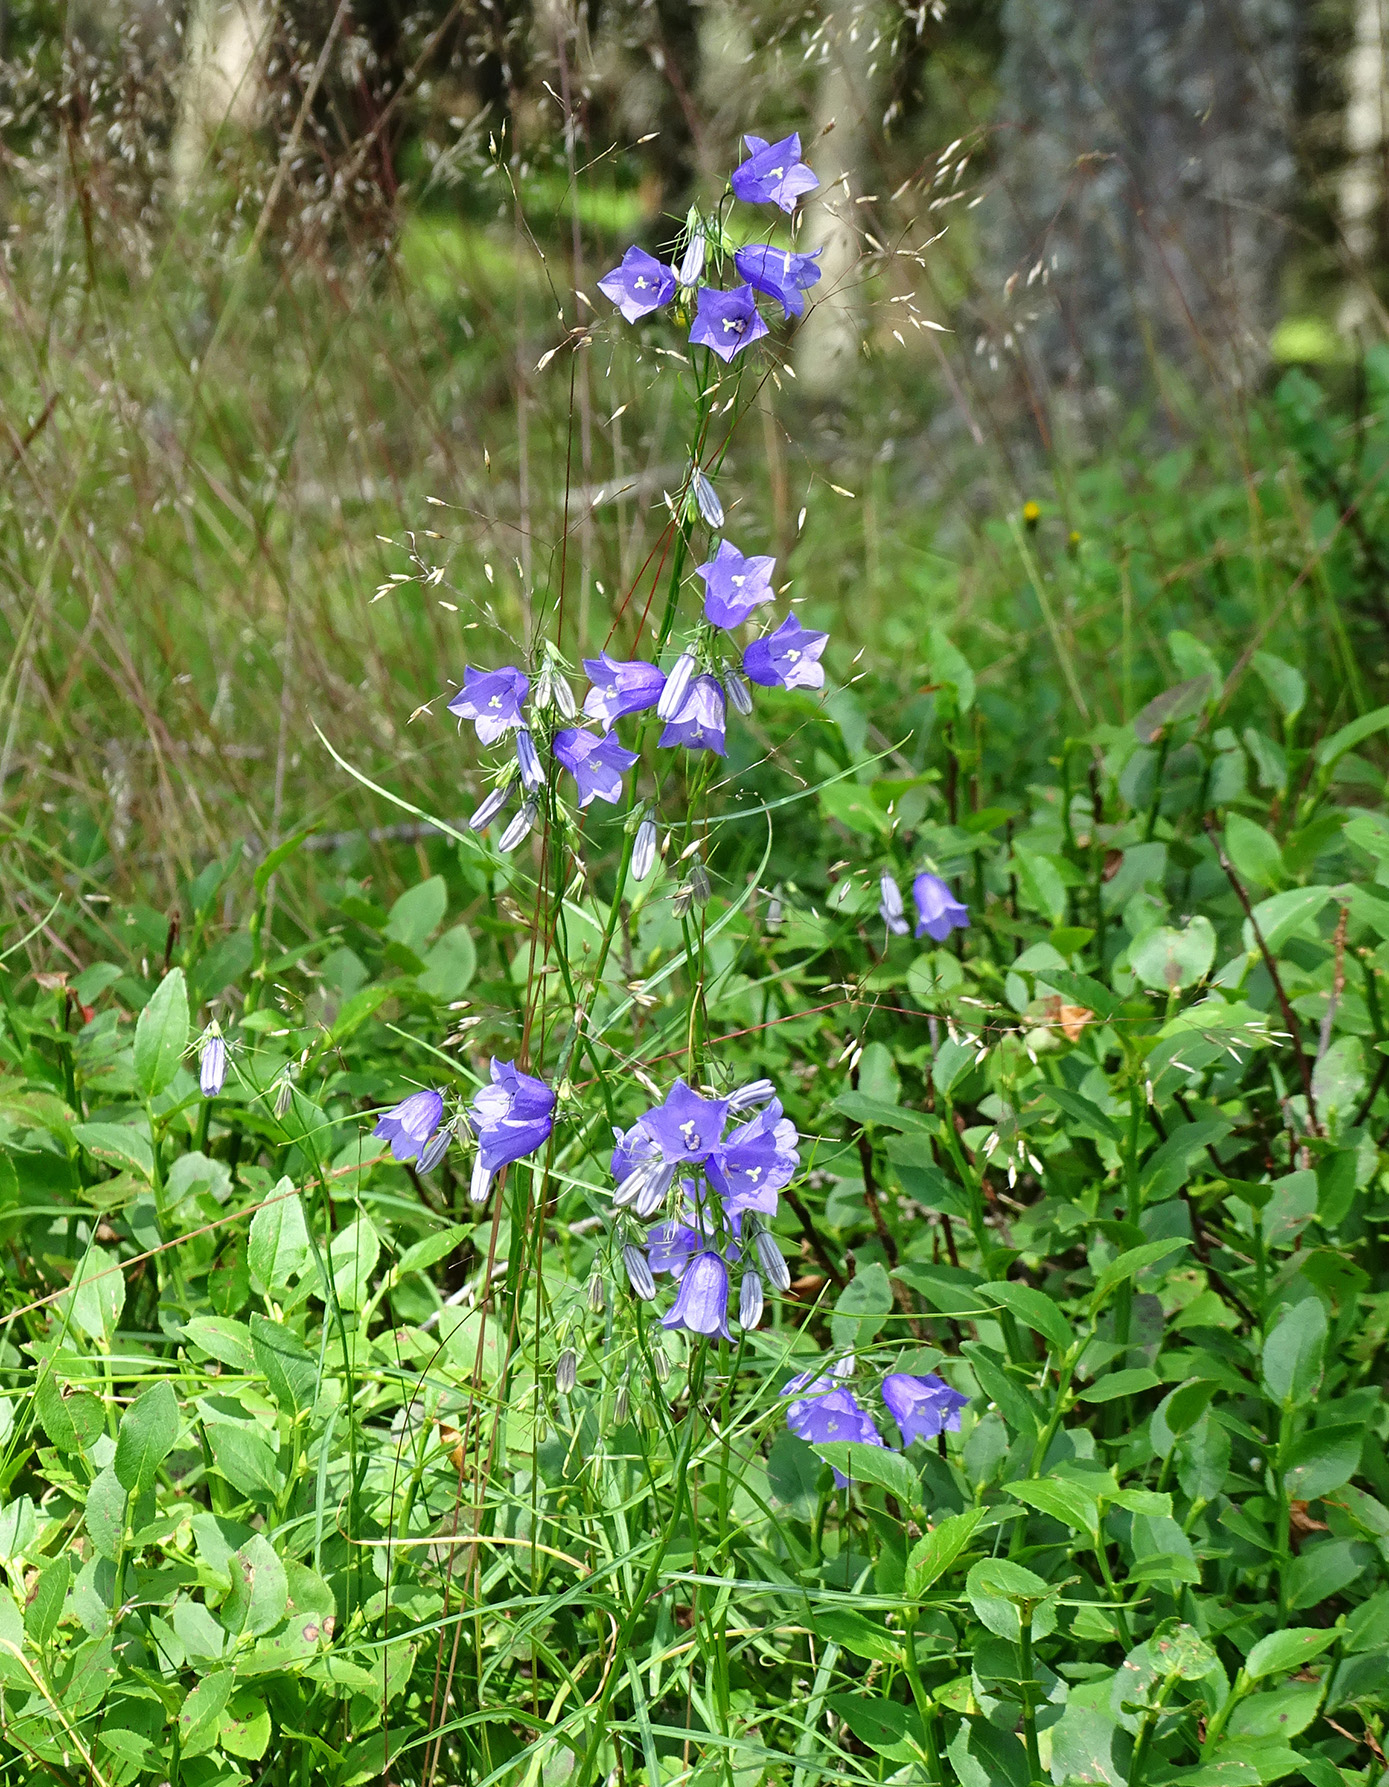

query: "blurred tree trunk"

left=989, top=0, right=1299, bottom=410
left=1337, top=0, right=1387, bottom=333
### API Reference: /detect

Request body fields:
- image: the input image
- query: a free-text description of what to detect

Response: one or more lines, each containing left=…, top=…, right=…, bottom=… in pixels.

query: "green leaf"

left=183, top=1316, right=255, bottom=1372
left=1092, top=1238, right=1188, bottom=1305
left=1004, top=1478, right=1099, bottom=1534
left=814, top=1442, right=918, bottom=1505
left=961, top=1342, right=1039, bottom=1438
left=946, top=1715, right=1030, bottom=1787
left=247, top=1181, right=310, bottom=1294
left=1133, top=677, right=1212, bottom=742
left=329, top=1214, right=381, bottom=1312
left=64, top=1246, right=126, bottom=1344
left=385, top=876, right=448, bottom=954
left=830, top=1261, right=893, bottom=1350
left=1261, top=1298, right=1327, bottom=1405
left=1046, top=1704, right=1128, bottom=1787
left=1315, top=702, right=1389, bottom=769
left=1228, top=1684, right=1322, bottom=1740
left=206, top=1424, right=281, bottom=1499
left=395, top=1224, right=468, bottom=1280
left=133, top=967, right=190, bottom=1098
left=905, top=1507, right=985, bottom=1597
left=24, top=1554, right=68, bottom=1648
left=1042, top=1084, right=1121, bottom=1142
left=825, top=1693, right=919, bottom=1760
left=1130, top=917, right=1216, bottom=992
left=928, top=626, right=975, bottom=714
left=1244, top=886, right=1332, bottom=955
left=72, top=1122, right=154, bottom=1181
left=1224, top=814, right=1284, bottom=890
left=85, top=1467, right=128, bottom=1562
left=814, top=1608, right=902, bottom=1664
left=418, top=924, right=477, bottom=1000
left=933, top=1036, right=977, bottom=1097
left=1287, top=1538, right=1369, bottom=1610
left=220, top=1691, right=272, bottom=1761
left=250, top=1313, right=318, bottom=1414
left=831, top=1092, right=933, bottom=1132
left=1076, top=1368, right=1161, bottom=1403
left=1282, top=1423, right=1364, bottom=1502
left=253, top=829, right=310, bottom=896
left=34, top=1374, right=103, bottom=1453
left=1035, top=968, right=1122, bottom=1021
left=223, top=1533, right=289, bottom=1638
left=819, top=780, right=891, bottom=836
left=1245, top=1626, right=1338, bottom=1679
left=979, top=1280, right=1074, bottom=1354
left=179, top=1668, right=234, bottom=1757
left=966, top=1558, right=1057, bottom=1641
left=114, top=1379, right=179, bottom=1495
left=1251, top=651, right=1306, bottom=722
left=1012, top=846, right=1067, bottom=925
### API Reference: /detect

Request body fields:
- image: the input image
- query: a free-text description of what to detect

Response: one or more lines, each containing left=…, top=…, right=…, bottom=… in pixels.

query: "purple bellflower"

left=689, top=285, right=769, bottom=363
left=734, top=244, right=823, bottom=318
left=882, top=1372, right=969, bottom=1447
left=199, top=1032, right=226, bottom=1098
left=597, top=246, right=677, bottom=323
left=582, top=652, right=666, bottom=726
left=662, top=1249, right=734, bottom=1340
left=467, top=1059, right=555, bottom=1173
left=731, top=133, right=819, bottom=212
left=696, top=539, right=776, bottom=630
left=744, top=613, right=829, bottom=691
left=641, top=1081, right=731, bottom=1164
left=659, top=675, right=727, bottom=755
left=785, top=1374, right=886, bottom=1483
left=913, top=872, right=970, bottom=942
left=553, top=727, right=639, bottom=807
left=879, top=872, right=909, bottom=937
left=374, top=1088, right=445, bottom=1164
left=449, top=666, right=529, bottom=746
left=708, top=1098, right=800, bottom=1216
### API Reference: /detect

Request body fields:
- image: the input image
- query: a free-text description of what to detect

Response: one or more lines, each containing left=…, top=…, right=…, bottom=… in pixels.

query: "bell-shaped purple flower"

left=448, top=666, right=529, bottom=745
left=199, top=1033, right=227, bottom=1098
left=879, top=873, right=909, bottom=937
left=689, top=285, right=769, bottom=363
left=466, top=1059, right=554, bottom=1171
left=646, top=1220, right=705, bottom=1279
left=785, top=1375, right=886, bottom=1483
left=730, top=133, right=819, bottom=212
left=659, top=675, right=727, bottom=755
left=661, top=1249, right=733, bottom=1340
left=734, top=244, right=823, bottom=318
left=913, top=872, right=970, bottom=942
left=707, top=1098, right=799, bottom=1216
left=374, top=1088, right=445, bottom=1163
left=640, top=1081, right=731, bottom=1165
left=744, top=613, right=829, bottom=691
left=553, top=727, right=639, bottom=808
left=696, top=539, right=776, bottom=630
left=881, top=1372, right=969, bottom=1447
left=597, top=246, right=677, bottom=322
left=582, top=652, right=666, bottom=726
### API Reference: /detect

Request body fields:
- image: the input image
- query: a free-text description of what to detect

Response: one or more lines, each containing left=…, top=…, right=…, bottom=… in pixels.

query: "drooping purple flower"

left=708, top=1098, right=799, bottom=1216
left=641, top=1081, right=731, bottom=1165
left=374, top=1088, right=445, bottom=1163
left=553, top=727, right=639, bottom=807
left=610, top=1121, right=674, bottom=1214
left=743, top=613, right=829, bottom=691
left=730, top=133, right=819, bottom=213
left=734, top=244, right=823, bottom=318
left=689, top=285, right=769, bottom=363
left=646, top=1220, right=706, bottom=1280
left=659, top=675, right=727, bottom=755
left=881, top=1373, right=969, bottom=1447
left=696, top=540, right=776, bottom=630
left=879, top=872, right=908, bottom=937
left=466, top=1059, right=554, bottom=1171
left=597, top=246, right=677, bottom=323
left=785, top=1375, right=886, bottom=1483
left=582, top=652, right=666, bottom=726
left=516, top=728, right=545, bottom=793
left=913, top=872, right=970, bottom=943
left=448, top=666, right=530, bottom=745
left=662, top=1249, right=733, bottom=1340
left=199, top=1033, right=226, bottom=1098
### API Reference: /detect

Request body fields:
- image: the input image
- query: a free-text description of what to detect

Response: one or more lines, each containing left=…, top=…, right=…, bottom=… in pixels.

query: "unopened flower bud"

left=634, top=1162, right=676, bottom=1217
left=632, top=817, right=658, bottom=883
left=498, top=798, right=538, bottom=853
left=587, top=1273, right=605, bottom=1314
left=516, top=729, right=544, bottom=793
left=469, top=1155, right=493, bottom=1205
left=273, top=1076, right=293, bottom=1119
left=469, top=781, right=514, bottom=832
left=879, top=872, right=908, bottom=935
left=724, top=669, right=753, bottom=716
left=656, top=652, right=695, bottom=721
left=688, top=864, right=711, bottom=908
left=739, top=1271, right=764, bottom=1330
left=672, top=883, right=694, bottom=919
left=199, top=1030, right=226, bottom=1098
left=534, top=660, right=555, bottom=711
left=417, top=1123, right=453, bottom=1174
left=551, top=676, right=577, bottom=720
left=766, top=894, right=784, bottom=930
left=692, top=465, right=722, bottom=528
left=614, top=1382, right=630, bottom=1424
left=653, top=1347, right=671, bottom=1384
left=678, top=234, right=706, bottom=288
left=623, top=1244, right=656, bottom=1300
left=728, top=1078, right=776, bottom=1113
left=555, top=1348, right=577, bottom=1394
left=754, top=1229, right=792, bottom=1292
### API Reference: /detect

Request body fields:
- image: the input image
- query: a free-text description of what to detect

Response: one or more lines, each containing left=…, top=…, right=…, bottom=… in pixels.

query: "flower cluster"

left=609, top=1078, right=796, bottom=1338
left=878, top=871, right=970, bottom=942
left=785, top=1364, right=968, bottom=1484
left=372, top=1057, right=555, bottom=1203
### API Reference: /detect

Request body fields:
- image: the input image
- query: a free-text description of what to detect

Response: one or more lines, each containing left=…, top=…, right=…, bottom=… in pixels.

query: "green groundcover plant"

left=2, top=133, right=1389, bottom=1787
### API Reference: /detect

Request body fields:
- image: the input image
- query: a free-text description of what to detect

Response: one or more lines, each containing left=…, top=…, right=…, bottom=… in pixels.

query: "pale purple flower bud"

left=469, top=781, right=514, bottom=832
left=692, top=466, right=723, bottom=528
left=274, top=1076, right=294, bottom=1119
left=587, top=1274, right=605, bottom=1313
left=417, top=1122, right=454, bottom=1174
left=656, top=651, right=696, bottom=721
left=199, top=1033, right=226, bottom=1098
left=634, top=1160, right=677, bottom=1217
left=754, top=1228, right=792, bottom=1291
left=516, top=729, right=544, bottom=793
left=688, top=864, right=711, bottom=908
left=727, top=1079, right=776, bottom=1113
left=879, top=872, right=909, bottom=936
left=614, top=1382, right=630, bottom=1423
left=653, top=1346, right=671, bottom=1384
left=551, top=675, right=577, bottom=721
left=469, top=1154, right=494, bottom=1205
left=739, top=1271, right=764, bottom=1330
left=678, top=234, right=707, bottom=287
left=632, top=816, right=658, bottom=882
left=623, top=1244, right=657, bottom=1300
left=555, top=1348, right=577, bottom=1393
left=724, top=668, right=754, bottom=716
left=498, top=798, right=538, bottom=853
